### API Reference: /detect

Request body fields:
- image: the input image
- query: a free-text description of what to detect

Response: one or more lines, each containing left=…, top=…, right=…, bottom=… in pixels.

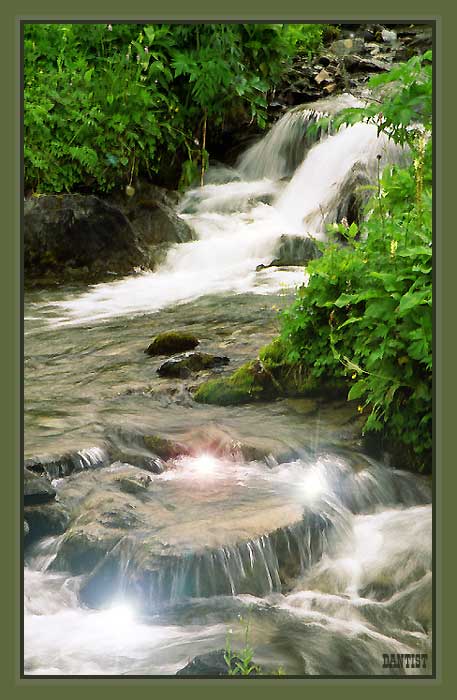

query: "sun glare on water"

left=191, top=453, right=219, bottom=476
left=100, top=602, right=136, bottom=635
left=301, top=466, right=327, bottom=503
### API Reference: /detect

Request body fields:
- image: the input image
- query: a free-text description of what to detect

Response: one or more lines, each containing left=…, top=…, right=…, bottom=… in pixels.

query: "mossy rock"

left=145, top=330, right=199, bottom=356
left=194, top=340, right=345, bottom=406
left=143, top=434, right=189, bottom=460
left=193, top=360, right=279, bottom=406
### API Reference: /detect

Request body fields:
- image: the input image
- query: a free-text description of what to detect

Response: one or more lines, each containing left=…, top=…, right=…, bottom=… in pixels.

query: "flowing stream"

left=24, top=96, right=432, bottom=676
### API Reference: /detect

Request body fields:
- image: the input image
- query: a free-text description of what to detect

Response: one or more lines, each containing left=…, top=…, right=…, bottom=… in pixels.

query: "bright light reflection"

left=192, top=453, right=218, bottom=476
left=100, top=602, right=135, bottom=634
left=301, top=466, right=327, bottom=503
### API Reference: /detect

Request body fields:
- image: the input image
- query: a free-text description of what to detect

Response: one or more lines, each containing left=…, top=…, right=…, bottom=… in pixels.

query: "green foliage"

left=281, top=53, right=432, bottom=470
left=24, top=23, right=324, bottom=193
left=224, top=616, right=260, bottom=676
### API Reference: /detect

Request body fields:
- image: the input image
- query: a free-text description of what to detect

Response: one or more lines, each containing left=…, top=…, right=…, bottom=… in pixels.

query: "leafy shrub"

left=24, top=23, right=325, bottom=193
left=280, top=53, right=432, bottom=471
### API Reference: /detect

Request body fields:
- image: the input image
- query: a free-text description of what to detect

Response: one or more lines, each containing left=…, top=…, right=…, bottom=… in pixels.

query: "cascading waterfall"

left=40, top=95, right=407, bottom=327
left=275, top=121, right=408, bottom=235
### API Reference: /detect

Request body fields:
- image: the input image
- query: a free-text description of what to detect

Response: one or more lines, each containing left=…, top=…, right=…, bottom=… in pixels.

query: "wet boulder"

left=98, top=508, right=143, bottom=530
left=24, top=502, right=71, bottom=544
left=176, top=650, right=258, bottom=676
left=145, top=330, right=200, bottom=356
left=24, top=194, right=146, bottom=283
left=109, top=182, right=195, bottom=249
left=25, top=446, right=109, bottom=480
left=110, top=450, right=165, bottom=474
left=142, top=435, right=190, bottom=460
left=51, top=527, right=122, bottom=576
left=256, top=235, right=320, bottom=271
left=108, top=426, right=189, bottom=462
left=157, top=352, right=230, bottom=379
left=24, top=468, right=56, bottom=505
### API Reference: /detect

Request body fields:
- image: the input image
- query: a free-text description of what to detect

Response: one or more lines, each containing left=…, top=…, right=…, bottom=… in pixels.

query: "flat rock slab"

left=39, top=450, right=430, bottom=613
left=50, top=459, right=315, bottom=608
left=53, top=460, right=304, bottom=555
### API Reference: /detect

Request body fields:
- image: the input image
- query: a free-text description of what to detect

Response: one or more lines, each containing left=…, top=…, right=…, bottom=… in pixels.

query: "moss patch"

left=194, top=340, right=346, bottom=406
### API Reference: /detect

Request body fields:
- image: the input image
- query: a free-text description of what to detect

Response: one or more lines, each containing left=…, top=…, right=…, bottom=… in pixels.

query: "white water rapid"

left=41, top=100, right=407, bottom=326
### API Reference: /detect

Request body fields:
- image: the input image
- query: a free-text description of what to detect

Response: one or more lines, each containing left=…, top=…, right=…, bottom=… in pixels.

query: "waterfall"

left=275, top=121, right=408, bottom=236
left=42, top=97, right=407, bottom=326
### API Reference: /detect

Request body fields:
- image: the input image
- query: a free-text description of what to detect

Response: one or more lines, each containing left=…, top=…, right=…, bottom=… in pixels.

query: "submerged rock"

left=47, top=463, right=321, bottom=608
left=107, top=426, right=189, bottom=463
left=111, top=451, right=165, bottom=474
left=51, top=527, right=121, bottom=576
left=157, top=352, right=230, bottom=378
left=145, top=330, right=200, bottom=356
left=116, top=474, right=151, bottom=495
left=24, top=469, right=56, bottom=505
left=98, top=508, right=143, bottom=530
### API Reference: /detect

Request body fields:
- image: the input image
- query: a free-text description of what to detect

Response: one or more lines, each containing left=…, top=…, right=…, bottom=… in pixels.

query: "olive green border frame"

left=2, top=0, right=453, bottom=696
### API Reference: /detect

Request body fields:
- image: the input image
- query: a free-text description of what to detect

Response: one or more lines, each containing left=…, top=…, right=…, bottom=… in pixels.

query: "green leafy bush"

left=24, top=23, right=324, bottom=193
left=280, top=53, right=432, bottom=471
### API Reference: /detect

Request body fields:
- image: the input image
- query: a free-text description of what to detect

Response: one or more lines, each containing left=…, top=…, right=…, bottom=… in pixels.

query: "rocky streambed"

left=24, top=286, right=433, bottom=676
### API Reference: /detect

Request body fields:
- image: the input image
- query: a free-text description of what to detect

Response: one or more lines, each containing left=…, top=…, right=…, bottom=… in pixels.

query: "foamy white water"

left=276, top=122, right=407, bottom=233
left=40, top=105, right=406, bottom=327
